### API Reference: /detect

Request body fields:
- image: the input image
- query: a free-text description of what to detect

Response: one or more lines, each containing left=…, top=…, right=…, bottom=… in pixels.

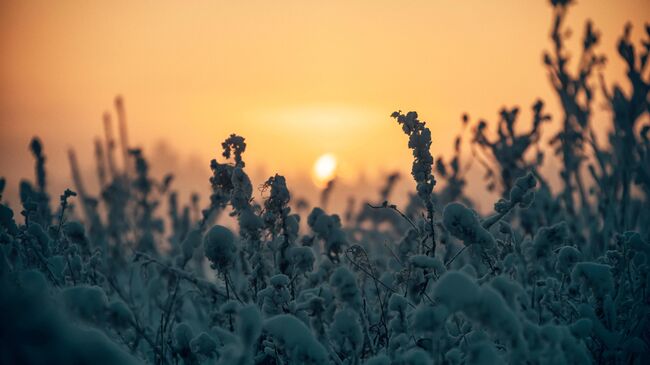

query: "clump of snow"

left=571, top=262, right=614, bottom=299
left=61, top=285, right=108, bottom=322
left=263, top=314, right=329, bottom=365
left=330, top=266, right=361, bottom=309
left=203, top=224, right=237, bottom=271
left=442, top=202, right=496, bottom=251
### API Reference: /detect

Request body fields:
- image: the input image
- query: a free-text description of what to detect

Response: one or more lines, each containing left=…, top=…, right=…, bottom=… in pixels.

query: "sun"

left=312, top=153, right=338, bottom=188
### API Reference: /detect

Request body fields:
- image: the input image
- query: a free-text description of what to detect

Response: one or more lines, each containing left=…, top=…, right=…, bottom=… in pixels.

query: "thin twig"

left=134, top=251, right=227, bottom=298
left=225, top=272, right=245, bottom=304
left=344, top=250, right=396, bottom=294
left=367, top=202, right=418, bottom=231
left=445, top=244, right=472, bottom=268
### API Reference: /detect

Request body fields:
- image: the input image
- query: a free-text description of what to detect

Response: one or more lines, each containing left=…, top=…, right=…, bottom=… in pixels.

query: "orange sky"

left=1, top=0, right=649, bottom=213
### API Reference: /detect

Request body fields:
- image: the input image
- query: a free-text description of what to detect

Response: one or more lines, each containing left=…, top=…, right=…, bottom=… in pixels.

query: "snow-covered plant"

left=390, top=111, right=438, bottom=256
left=1, top=1, right=649, bottom=364
left=471, top=101, right=549, bottom=194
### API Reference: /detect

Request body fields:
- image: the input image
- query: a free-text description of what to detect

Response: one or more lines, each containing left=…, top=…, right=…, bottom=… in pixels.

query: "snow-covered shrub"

left=1, top=1, right=649, bottom=364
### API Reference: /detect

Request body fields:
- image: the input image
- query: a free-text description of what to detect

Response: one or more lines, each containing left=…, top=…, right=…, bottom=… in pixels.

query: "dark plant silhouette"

left=0, top=1, right=649, bottom=364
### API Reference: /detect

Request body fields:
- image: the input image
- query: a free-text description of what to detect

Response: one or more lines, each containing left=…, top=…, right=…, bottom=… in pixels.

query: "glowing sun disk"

left=313, top=153, right=337, bottom=187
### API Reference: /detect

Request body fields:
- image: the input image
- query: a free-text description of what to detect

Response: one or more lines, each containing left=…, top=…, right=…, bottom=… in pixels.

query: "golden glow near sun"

left=312, top=153, right=337, bottom=188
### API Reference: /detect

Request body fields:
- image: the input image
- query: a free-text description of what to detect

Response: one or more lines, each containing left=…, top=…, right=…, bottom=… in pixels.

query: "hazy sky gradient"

left=1, top=0, right=648, bottom=212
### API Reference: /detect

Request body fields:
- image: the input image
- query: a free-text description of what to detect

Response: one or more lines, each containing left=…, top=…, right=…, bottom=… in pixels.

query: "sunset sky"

left=1, top=0, right=648, bottom=213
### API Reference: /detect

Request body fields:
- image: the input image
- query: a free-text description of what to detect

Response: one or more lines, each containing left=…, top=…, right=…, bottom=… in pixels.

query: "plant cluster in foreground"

left=1, top=1, right=650, bottom=364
